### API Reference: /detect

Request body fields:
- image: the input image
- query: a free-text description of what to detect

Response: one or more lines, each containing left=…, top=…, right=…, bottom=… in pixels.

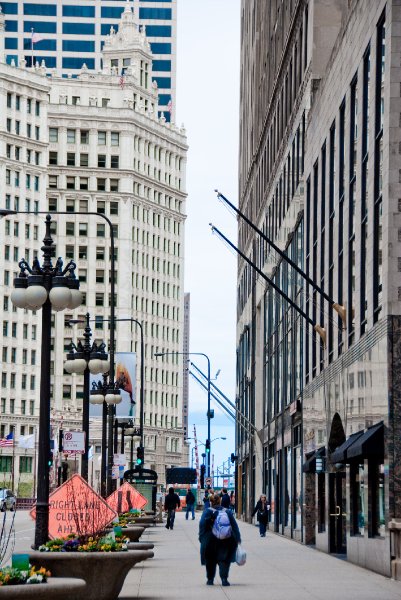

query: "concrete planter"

left=0, top=577, right=86, bottom=600
left=127, top=542, right=154, bottom=551
left=29, top=550, right=153, bottom=600
left=132, top=516, right=157, bottom=526
left=121, top=526, right=145, bottom=542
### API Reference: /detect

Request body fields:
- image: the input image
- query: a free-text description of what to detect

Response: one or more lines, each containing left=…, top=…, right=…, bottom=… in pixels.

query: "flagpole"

left=33, top=427, right=37, bottom=498
left=11, top=425, right=15, bottom=492
left=31, top=28, right=34, bottom=68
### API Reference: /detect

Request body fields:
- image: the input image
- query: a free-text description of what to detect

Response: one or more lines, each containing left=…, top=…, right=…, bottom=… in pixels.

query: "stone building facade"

left=0, top=5, right=188, bottom=494
left=237, top=0, right=401, bottom=577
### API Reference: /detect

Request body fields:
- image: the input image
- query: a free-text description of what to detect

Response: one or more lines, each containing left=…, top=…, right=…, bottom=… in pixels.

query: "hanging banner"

left=89, top=352, right=137, bottom=419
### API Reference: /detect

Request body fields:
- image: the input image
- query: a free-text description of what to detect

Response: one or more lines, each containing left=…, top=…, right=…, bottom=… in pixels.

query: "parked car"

left=0, top=488, right=16, bottom=511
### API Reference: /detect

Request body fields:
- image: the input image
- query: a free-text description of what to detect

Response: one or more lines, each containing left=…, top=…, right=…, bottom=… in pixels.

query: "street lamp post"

left=10, top=215, right=82, bottom=548
left=89, top=373, right=122, bottom=496
left=154, top=351, right=212, bottom=477
left=64, top=313, right=110, bottom=481
left=0, top=208, right=117, bottom=496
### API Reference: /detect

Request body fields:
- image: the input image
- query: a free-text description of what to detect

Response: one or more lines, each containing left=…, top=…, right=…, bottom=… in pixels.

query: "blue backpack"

left=212, top=508, right=232, bottom=540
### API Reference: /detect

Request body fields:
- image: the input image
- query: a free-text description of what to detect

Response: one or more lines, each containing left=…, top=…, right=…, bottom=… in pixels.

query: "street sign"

left=30, top=474, right=117, bottom=538
left=106, top=481, right=148, bottom=514
left=113, top=453, right=126, bottom=467
left=63, top=431, right=85, bottom=455
left=111, top=465, right=120, bottom=480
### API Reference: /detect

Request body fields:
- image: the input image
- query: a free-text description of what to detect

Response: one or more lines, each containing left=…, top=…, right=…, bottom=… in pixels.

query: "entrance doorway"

left=329, top=471, right=346, bottom=554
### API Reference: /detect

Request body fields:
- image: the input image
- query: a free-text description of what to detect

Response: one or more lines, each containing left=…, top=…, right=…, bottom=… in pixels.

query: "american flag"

left=119, top=70, right=126, bottom=90
left=167, top=99, right=172, bottom=114
left=0, top=432, right=14, bottom=447
left=31, top=32, right=44, bottom=44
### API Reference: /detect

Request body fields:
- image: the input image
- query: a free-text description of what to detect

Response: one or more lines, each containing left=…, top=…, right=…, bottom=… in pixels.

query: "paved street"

left=120, top=512, right=401, bottom=600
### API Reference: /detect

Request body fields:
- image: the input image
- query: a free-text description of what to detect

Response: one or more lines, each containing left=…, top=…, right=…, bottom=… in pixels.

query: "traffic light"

left=230, top=453, right=238, bottom=464
left=200, top=464, right=206, bottom=489
left=205, top=439, right=210, bottom=454
left=62, top=461, right=69, bottom=483
left=48, top=451, right=53, bottom=469
left=136, top=445, right=144, bottom=466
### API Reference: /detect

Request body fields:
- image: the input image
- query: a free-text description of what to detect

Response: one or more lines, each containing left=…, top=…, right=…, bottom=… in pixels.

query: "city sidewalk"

left=119, top=511, right=401, bottom=599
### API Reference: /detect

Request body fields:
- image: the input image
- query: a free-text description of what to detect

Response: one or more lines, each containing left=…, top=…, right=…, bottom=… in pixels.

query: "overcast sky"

left=176, top=0, right=241, bottom=480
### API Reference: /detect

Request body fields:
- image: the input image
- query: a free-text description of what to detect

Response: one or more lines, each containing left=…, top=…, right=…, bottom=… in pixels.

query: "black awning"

left=329, top=430, right=364, bottom=464
left=347, top=422, right=384, bottom=461
left=302, top=447, right=325, bottom=473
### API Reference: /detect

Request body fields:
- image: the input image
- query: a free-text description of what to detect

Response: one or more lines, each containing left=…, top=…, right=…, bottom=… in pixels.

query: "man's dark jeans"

left=167, top=509, right=176, bottom=529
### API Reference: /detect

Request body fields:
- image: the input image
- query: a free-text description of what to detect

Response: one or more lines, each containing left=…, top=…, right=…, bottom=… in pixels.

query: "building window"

left=49, top=175, right=58, bottom=189
left=80, top=153, right=88, bottom=167
left=97, top=178, right=106, bottom=191
left=97, top=201, right=105, bottom=214
left=19, top=456, right=33, bottom=473
left=372, top=462, right=385, bottom=537
left=67, top=152, right=75, bottom=166
left=110, top=155, right=119, bottom=169
left=373, top=13, right=385, bottom=322
left=98, top=155, right=106, bottom=168
left=80, top=130, right=89, bottom=144
left=0, top=456, right=12, bottom=473
left=96, top=247, right=105, bottom=260
left=49, top=127, right=58, bottom=142
left=98, top=131, right=106, bottom=145
left=111, top=132, right=119, bottom=146
left=66, top=176, right=75, bottom=189
left=66, top=222, right=75, bottom=236
left=49, top=151, right=58, bottom=165
left=79, top=246, right=87, bottom=260
left=360, top=47, right=370, bottom=335
left=110, top=201, right=119, bottom=215
left=351, top=463, right=365, bottom=536
left=80, top=177, right=88, bottom=190
left=79, top=223, right=88, bottom=236
left=95, top=293, right=104, bottom=306
left=110, top=179, right=119, bottom=192
left=67, top=129, right=76, bottom=144
left=97, top=224, right=105, bottom=237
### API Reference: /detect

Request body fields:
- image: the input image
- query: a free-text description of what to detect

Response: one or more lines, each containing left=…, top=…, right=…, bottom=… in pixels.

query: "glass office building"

left=1, top=0, right=175, bottom=120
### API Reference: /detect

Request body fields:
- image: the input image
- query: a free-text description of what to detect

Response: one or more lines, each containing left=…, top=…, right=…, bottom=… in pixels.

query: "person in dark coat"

left=164, top=487, right=180, bottom=530
left=185, top=489, right=196, bottom=520
left=199, top=493, right=241, bottom=586
left=220, top=487, right=230, bottom=507
left=251, top=494, right=270, bottom=537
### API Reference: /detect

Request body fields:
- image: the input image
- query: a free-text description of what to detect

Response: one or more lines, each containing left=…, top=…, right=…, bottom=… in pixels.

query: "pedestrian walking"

left=229, top=491, right=235, bottom=511
left=220, top=487, right=230, bottom=506
left=164, top=487, right=180, bottom=530
left=185, top=489, right=196, bottom=520
left=251, top=494, right=270, bottom=537
left=199, top=492, right=241, bottom=587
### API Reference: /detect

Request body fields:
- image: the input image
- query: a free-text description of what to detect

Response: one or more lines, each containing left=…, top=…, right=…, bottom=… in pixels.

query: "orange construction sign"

left=106, top=481, right=148, bottom=514
left=30, top=474, right=117, bottom=539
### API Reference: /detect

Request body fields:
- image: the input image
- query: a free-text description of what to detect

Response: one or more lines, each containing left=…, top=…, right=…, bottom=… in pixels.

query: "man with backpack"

left=198, top=493, right=241, bottom=586
left=185, top=489, right=196, bottom=520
